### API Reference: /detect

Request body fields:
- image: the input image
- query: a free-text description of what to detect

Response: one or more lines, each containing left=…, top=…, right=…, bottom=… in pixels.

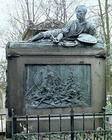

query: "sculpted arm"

left=87, top=23, right=97, bottom=37
left=54, top=21, right=72, bottom=43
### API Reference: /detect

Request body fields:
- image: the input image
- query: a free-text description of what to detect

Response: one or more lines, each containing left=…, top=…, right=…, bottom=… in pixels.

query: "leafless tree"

left=7, top=0, right=78, bottom=41
left=0, top=60, right=7, bottom=108
left=97, top=0, right=112, bottom=91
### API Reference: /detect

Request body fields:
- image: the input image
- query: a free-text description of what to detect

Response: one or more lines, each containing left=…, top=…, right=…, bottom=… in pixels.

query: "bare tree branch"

left=98, top=0, right=107, bottom=41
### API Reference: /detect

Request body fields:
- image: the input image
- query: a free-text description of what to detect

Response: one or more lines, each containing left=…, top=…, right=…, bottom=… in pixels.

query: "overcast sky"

left=0, top=0, right=98, bottom=60
left=0, top=0, right=15, bottom=29
left=0, top=0, right=15, bottom=60
left=0, top=0, right=98, bottom=27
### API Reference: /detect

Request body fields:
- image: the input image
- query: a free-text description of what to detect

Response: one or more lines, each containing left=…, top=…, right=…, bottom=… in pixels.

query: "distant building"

left=22, top=19, right=64, bottom=40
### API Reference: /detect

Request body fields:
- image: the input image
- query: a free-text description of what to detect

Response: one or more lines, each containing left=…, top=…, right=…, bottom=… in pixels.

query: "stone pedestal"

left=6, top=42, right=106, bottom=116
left=6, top=42, right=106, bottom=137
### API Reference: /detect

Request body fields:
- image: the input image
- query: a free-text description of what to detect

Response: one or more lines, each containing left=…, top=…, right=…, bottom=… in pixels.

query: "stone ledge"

left=7, top=41, right=104, bottom=49
left=6, top=42, right=106, bottom=58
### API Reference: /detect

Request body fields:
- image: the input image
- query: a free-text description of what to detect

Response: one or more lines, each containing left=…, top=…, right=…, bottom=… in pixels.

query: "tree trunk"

left=98, top=0, right=111, bottom=92
left=25, top=0, right=30, bottom=20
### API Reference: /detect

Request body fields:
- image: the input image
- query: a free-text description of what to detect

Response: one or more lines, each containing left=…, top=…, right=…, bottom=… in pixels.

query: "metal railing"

left=12, top=111, right=112, bottom=140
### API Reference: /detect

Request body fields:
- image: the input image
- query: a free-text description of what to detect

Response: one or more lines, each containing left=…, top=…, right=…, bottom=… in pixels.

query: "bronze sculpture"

left=28, top=5, right=97, bottom=45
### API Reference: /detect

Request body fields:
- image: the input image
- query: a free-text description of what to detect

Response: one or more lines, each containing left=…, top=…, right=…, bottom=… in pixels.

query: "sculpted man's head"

left=75, top=5, right=87, bottom=22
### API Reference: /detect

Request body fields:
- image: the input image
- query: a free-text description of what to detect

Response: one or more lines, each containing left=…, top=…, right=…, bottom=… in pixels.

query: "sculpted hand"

left=53, top=38, right=59, bottom=44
